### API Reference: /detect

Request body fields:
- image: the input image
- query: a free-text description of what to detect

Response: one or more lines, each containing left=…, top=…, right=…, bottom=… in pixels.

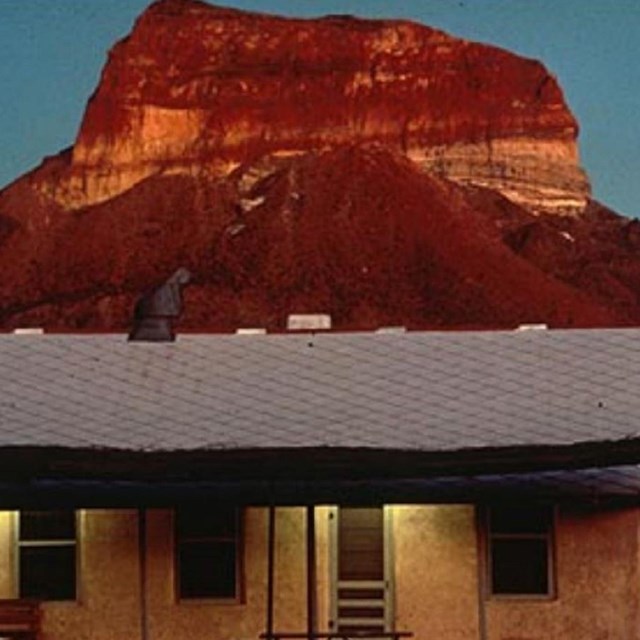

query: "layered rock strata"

left=37, top=0, right=589, bottom=214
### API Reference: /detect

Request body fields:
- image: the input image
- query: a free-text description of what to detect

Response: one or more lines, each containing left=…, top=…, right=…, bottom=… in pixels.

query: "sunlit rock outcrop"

left=41, top=0, right=588, bottom=214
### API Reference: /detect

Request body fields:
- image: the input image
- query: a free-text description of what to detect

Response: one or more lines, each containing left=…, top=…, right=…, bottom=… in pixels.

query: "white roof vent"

left=13, top=328, right=44, bottom=335
left=287, top=314, right=332, bottom=331
left=376, top=326, right=407, bottom=334
left=235, top=328, right=267, bottom=335
left=516, top=324, right=548, bottom=332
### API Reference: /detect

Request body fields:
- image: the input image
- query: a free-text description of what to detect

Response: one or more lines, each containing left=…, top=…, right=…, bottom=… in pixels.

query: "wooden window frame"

left=486, top=505, right=556, bottom=600
left=16, top=510, right=78, bottom=602
left=174, top=507, right=244, bottom=604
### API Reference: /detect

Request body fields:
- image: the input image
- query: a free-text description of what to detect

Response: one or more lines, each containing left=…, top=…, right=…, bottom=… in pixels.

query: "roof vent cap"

left=13, top=328, right=44, bottom=335
left=516, top=323, right=548, bottom=332
left=287, top=314, right=332, bottom=331
left=376, top=326, right=407, bottom=334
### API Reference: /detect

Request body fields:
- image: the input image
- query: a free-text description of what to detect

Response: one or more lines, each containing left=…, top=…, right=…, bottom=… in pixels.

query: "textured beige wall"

left=0, top=507, right=328, bottom=640
left=486, top=506, right=640, bottom=640
left=0, top=505, right=637, bottom=640
left=14, top=510, right=143, bottom=640
left=146, top=507, right=265, bottom=640
left=146, top=506, right=329, bottom=640
left=392, top=505, right=480, bottom=640
left=44, top=510, right=141, bottom=640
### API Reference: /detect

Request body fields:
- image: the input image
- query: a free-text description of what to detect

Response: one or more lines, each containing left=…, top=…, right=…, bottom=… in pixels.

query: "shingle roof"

left=1, top=328, right=640, bottom=454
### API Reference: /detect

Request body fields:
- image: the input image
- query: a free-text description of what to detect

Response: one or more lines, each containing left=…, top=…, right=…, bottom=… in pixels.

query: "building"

left=1, top=328, right=640, bottom=640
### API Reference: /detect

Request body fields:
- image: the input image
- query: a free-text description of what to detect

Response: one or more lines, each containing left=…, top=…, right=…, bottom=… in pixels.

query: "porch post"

left=474, top=506, right=488, bottom=640
left=266, top=504, right=276, bottom=640
left=306, top=506, right=317, bottom=640
left=138, top=508, right=149, bottom=640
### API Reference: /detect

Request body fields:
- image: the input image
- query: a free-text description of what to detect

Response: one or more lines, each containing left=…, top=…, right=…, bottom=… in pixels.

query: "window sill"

left=40, top=599, right=81, bottom=608
left=488, top=593, right=556, bottom=602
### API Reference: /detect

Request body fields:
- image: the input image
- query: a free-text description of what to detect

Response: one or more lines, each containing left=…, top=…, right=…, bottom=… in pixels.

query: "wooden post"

left=138, top=508, right=149, bottom=640
left=266, top=504, right=276, bottom=640
left=475, top=506, right=488, bottom=640
left=306, top=506, right=317, bottom=640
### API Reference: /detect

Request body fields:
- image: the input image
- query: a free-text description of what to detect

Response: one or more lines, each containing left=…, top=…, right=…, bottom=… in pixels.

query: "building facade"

left=0, top=503, right=637, bottom=640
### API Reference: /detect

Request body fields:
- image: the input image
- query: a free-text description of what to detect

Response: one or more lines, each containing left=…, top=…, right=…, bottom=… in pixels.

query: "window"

left=176, top=507, right=241, bottom=600
left=18, top=510, right=77, bottom=601
left=487, top=506, right=554, bottom=597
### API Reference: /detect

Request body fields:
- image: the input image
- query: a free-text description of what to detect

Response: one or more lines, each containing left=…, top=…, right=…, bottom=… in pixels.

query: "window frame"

left=174, top=506, right=244, bottom=604
left=15, top=510, right=79, bottom=602
left=485, top=505, right=556, bottom=600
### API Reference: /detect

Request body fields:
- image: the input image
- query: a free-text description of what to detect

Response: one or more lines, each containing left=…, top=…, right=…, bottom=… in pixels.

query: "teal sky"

left=1, top=1, right=639, bottom=217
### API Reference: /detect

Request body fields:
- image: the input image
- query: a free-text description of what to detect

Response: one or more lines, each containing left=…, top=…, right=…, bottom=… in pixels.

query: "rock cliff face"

left=39, top=0, right=588, bottom=214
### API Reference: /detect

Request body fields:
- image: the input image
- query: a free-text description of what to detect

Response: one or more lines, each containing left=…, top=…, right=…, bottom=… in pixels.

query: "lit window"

left=18, top=510, right=77, bottom=601
left=488, top=506, right=554, bottom=597
left=176, top=507, right=241, bottom=600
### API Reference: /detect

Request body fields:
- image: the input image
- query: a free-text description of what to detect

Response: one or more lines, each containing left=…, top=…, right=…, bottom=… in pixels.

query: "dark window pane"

left=20, top=546, right=76, bottom=600
left=177, top=508, right=237, bottom=539
left=179, top=541, right=237, bottom=599
left=20, top=511, right=75, bottom=541
left=491, top=538, right=549, bottom=595
left=491, top=507, right=551, bottom=534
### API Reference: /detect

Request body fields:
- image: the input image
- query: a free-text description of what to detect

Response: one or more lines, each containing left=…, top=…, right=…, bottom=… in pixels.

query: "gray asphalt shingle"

left=1, top=328, right=640, bottom=453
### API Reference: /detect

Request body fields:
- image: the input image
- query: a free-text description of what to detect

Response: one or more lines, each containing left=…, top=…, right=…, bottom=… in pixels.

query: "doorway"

left=329, top=506, right=394, bottom=634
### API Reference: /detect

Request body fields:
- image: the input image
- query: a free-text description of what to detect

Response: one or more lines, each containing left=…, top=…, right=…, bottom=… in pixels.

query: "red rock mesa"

left=0, top=0, right=638, bottom=331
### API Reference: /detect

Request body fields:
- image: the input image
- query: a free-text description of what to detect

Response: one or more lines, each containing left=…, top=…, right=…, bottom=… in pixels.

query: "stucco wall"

left=0, top=505, right=636, bottom=640
left=146, top=507, right=265, bottom=640
left=145, top=507, right=329, bottom=640
left=486, top=506, right=640, bottom=640
left=0, top=510, right=143, bottom=640
left=392, top=505, right=480, bottom=640
left=0, top=507, right=328, bottom=640
left=45, top=510, right=141, bottom=640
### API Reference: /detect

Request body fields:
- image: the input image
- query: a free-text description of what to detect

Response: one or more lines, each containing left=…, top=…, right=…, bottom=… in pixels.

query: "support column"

left=475, top=506, right=488, bottom=640
left=306, top=506, right=317, bottom=640
left=266, top=504, right=276, bottom=640
left=138, top=508, right=149, bottom=640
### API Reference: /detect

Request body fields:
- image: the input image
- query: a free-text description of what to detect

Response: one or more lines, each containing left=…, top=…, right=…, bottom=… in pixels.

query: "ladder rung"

left=337, top=581, right=385, bottom=589
left=337, top=618, right=385, bottom=626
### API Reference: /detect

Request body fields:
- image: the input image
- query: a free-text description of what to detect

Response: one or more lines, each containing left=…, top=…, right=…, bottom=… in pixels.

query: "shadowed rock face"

left=0, top=145, right=638, bottom=332
left=1, top=1, right=639, bottom=332
left=41, top=0, right=587, bottom=214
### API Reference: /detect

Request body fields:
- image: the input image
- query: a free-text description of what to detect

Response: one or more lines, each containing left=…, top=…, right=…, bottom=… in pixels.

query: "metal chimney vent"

left=128, top=268, right=191, bottom=342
